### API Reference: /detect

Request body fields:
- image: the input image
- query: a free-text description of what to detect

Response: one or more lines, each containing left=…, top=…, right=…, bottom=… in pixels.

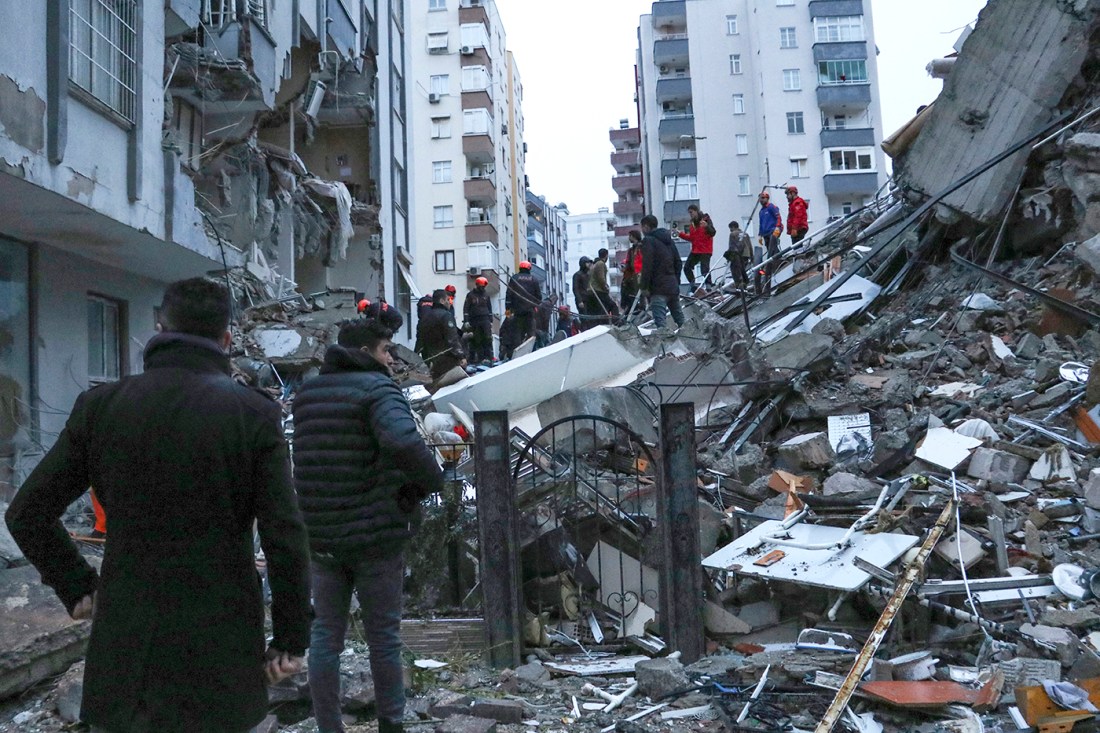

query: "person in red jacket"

left=675, top=204, right=715, bottom=291
left=785, top=186, right=809, bottom=245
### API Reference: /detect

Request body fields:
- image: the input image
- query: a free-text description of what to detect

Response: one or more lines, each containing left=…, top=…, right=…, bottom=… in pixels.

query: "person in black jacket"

left=572, top=257, right=591, bottom=330
left=5, top=278, right=312, bottom=733
left=639, top=214, right=685, bottom=328
left=462, top=277, right=494, bottom=363
left=294, top=317, right=444, bottom=733
left=416, top=289, right=467, bottom=380
left=505, top=261, right=542, bottom=343
left=498, top=310, right=519, bottom=360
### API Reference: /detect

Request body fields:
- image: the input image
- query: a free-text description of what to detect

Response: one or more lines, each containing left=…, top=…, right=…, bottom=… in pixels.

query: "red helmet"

left=356, top=298, right=371, bottom=313
left=445, top=284, right=457, bottom=294
left=519, top=261, right=532, bottom=270
left=475, top=276, right=488, bottom=287
left=786, top=186, right=798, bottom=195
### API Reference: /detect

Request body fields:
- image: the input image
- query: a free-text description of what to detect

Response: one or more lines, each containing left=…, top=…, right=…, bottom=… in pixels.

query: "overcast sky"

left=495, top=0, right=988, bottom=214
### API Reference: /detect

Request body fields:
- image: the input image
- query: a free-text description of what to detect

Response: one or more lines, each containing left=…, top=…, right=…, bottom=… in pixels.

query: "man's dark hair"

left=729, top=220, right=740, bottom=230
left=432, top=288, right=450, bottom=307
left=640, top=214, right=659, bottom=229
left=598, top=248, right=609, bottom=259
left=687, top=204, right=699, bottom=212
left=629, top=230, right=642, bottom=242
left=337, top=318, right=394, bottom=350
left=159, top=278, right=231, bottom=341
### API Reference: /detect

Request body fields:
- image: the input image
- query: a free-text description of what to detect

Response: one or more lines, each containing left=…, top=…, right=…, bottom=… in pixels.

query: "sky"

left=495, top=0, right=988, bottom=214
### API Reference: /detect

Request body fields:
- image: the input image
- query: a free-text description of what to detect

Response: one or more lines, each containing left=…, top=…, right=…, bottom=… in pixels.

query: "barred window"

left=69, top=0, right=138, bottom=123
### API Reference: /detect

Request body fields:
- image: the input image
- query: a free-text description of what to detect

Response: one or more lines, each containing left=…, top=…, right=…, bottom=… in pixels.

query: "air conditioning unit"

left=659, top=65, right=669, bottom=74
left=467, top=266, right=480, bottom=276
left=428, top=92, right=441, bottom=103
left=460, top=45, right=474, bottom=55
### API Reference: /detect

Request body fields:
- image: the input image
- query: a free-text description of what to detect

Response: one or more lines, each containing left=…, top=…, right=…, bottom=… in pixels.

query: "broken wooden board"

left=543, top=655, right=649, bottom=677
left=859, top=675, right=1001, bottom=712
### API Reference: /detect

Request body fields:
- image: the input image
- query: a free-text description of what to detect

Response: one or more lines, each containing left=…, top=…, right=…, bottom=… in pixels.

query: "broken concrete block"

left=776, top=432, right=835, bottom=470
left=470, top=699, right=526, bottom=724
left=435, top=714, right=498, bottom=733
left=736, top=600, right=781, bottom=631
left=1031, top=381, right=1073, bottom=409
left=1030, top=446, right=1077, bottom=484
left=934, top=531, right=985, bottom=569
left=762, top=333, right=834, bottom=372
left=513, top=661, right=550, bottom=685
left=1084, top=469, right=1100, bottom=510
left=966, top=447, right=1031, bottom=484
left=1076, top=232, right=1100, bottom=275
left=1021, top=623, right=1078, bottom=665
left=704, top=601, right=752, bottom=635
left=1015, top=332, right=1044, bottom=360
left=54, top=660, right=84, bottom=723
left=810, top=317, right=846, bottom=342
left=822, top=472, right=879, bottom=497
left=635, top=656, right=689, bottom=700
left=430, top=691, right=475, bottom=719
left=1040, top=607, right=1100, bottom=632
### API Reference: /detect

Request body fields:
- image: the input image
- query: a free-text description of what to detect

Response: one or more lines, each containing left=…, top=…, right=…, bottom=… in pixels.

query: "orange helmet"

left=475, top=276, right=488, bottom=287
left=356, top=298, right=371, bottom=313
left=445, top=284, right=457, bottom=294
left=786, top=186, right=798, bottom=195
left=519, top=261, right=531, bottom=270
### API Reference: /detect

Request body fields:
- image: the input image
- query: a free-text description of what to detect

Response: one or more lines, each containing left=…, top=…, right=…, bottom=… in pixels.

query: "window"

left=735, top=135, right=748, bottom=155
left=732, top=94, right=745, bottom=115
left=427, top=32, right=449, bottom=53
left=790, top=157, right=808, bottom=178
left=779, top=27, right=797, bottom=48
left=170, top=99, right=203, bottom=170
left=432, top=160, right=452, bottom=183
left=664, top=175, right=698, bottom=200
left=433, top=206, right=454, bottom=228
left=818, top=59, right=868, bottom=85
left=786, top=111, right=805, bottom=134
left=726, top=15, right=738, bottom=35
left=462, top=108, right=491, bottom=135
left=777, top=0, right=795, bottom=5
left=460, top=23, right=489, bottom=49
left=429, top=74, right=450, bottom=95
left=462, top=65, right=489, bottom=91
left=814, top=15, right=865, bottom=43
left=431, top=116, right=451, bottom=139
left=88, top=295, right=122, bottom=382
left=434, top=250, right=456, bottom=272
left=69, top=0, right=138, bottom=122
left=826, top=147, right=875, bottom=172
left=729, top=54, right=742, bottom=75
left=576, top=224, right=582, bottom=234
left=783, top=68, right=801, bottom=91
left=738, top=176, right=751, bottom=196
left=429, top=0, right=446, bottom=9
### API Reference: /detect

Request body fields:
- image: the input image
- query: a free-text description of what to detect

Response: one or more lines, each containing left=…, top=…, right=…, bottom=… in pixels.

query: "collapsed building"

left=12, top=1, right=1100, bottom=732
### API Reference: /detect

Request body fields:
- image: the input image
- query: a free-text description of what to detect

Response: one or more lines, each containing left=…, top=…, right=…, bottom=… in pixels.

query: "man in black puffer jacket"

left=293, top=318, right=444, bottom=733
left=639, top=214, right=685, bottom=329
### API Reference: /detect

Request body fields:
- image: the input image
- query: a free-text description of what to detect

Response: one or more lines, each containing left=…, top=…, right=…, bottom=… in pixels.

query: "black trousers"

left=512, top=311, right=535, bottom=342
left=684, top=253, right=711, bottom=285
left=469, top=319, right=492, bottom=362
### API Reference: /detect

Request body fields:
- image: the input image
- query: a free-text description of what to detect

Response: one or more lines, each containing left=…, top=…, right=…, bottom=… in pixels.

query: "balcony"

left=205, top=16, right=278, bottom=108
left=820, top=127, right=876, bottom=148
left=664, top=200, right=699, bottom=224
left=327, top=0, right=357, bottom=59
left=823, top=172, right=880, bottom=196
left=661, top=157, right=697, bottom=177
left=656, top=77, right=693, bottom=104
left=611, top=149, right=641, bottom=171
left=610, top=127, right=641, bottom=148
left=816, top=83, right=871, bottom=110
left=462, top=90, right=494, bottom=111
left=658, top=115, right=694, bottom=143
left=614, top=224, right=641, bottom=238
left=459, top=2, right=490, bottom=30
left=808, top=0, right=866, bottom=18
left=165, top=0, right=200, bottom=36
left=527, top=239, right=547, bottom=258
left=460, top=47, right=493, bottom=73
left=652, top=0, right=687, bottom=29
left=464, top=176, right=497, bottom=203
left=612, top=173, right=643, bottom=195
left=466, top=220, right=499, bottom=245
left=654, top=37, right=689, bottom=67
left=614, top=200, right=644, bottom=216
left=813, top=41, right=868, bottom=62
left=463, top=133, right=494, bottom=159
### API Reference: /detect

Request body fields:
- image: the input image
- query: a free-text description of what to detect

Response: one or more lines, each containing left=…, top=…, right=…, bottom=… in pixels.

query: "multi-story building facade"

left=610, top=120, right=644, bottom=292
left=525, top=190, right=568, bottom=303
left=637, top=0, right=888, bottom=236
left=409, top=0, right=527, bottom=327
left=564, top=209, right=615, bottom=307
left=0, top=0, right=409, bottom=497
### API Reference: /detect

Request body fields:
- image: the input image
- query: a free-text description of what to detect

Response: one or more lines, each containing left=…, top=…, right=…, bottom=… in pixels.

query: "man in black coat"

left=293, top=318, right=444, bottom=733
left=639, top=214, right=686, bottom=329
left=462, top=277, right=494, bottom=363
left=505, top=261, right=542, bottom=343
left=5, top=278, right=312, bottom=733
left=572, top=256, right=591, bottom=330
left=417, top=289, right=467, bottom=380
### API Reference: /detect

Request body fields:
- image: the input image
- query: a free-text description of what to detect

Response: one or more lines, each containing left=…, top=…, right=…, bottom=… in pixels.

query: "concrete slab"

left=0, top=564, right=92, bottom=700
left=755, top=274, right=881, bottom=344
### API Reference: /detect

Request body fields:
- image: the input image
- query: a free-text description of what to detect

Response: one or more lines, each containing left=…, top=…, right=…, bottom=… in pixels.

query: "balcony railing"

left=816, top=83, right=871, bottom=108
left=820, top=127, right=876, bottom=148
left=612, top=174, right=643, bottom=194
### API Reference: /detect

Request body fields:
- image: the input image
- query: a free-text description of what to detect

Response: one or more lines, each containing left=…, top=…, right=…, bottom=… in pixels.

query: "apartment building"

left=637, top=0, right=889, bottom=236
left=610, top=120, right=645, bottom=290
left=525, top=190, right=568, bottom=303
left=0, top=0, right=408, bottom=497
left=409, top=0, right=527, bottom=325
left=564, top=209, right=615, bottom=307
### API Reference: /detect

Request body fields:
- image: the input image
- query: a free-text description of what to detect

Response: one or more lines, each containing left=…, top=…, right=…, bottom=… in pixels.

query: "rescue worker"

left=505, top=261, right=542, bottom=344
left=572, top=257, right=592, bottom=330
left=498, top=310, right=519, bottom=361
left=756, top=191, right=783, bottom=296
left=444, top=284, right=458, bottom=318
left=785, top=186, right=809, bottom=245
left=676, top=204, right=716, bottom=292
left=620, top=231, right=644, bottom=315
left=586, top=248, right=619, bottom=326
left=416, top=289, right=467, bottom=381
left=462, top=277, right=494, bottom=363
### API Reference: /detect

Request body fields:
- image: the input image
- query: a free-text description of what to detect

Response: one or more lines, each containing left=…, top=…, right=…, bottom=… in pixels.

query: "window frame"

left=813, top=15, right=866, bottom=43
left=426, top=31, right=449, bottom=53
left=735, top=134, right=748, bottom=155
left=782, top=68, right=801, bottom=91
left=429, top=74, right=450, bottom=95
left=428, top=0, right=446, bottom=9
left=87, top=293, right=124, bottom=384
left=69, top=0, right=139, bottom=125
left=433, top=250, right=456, bottom=272
left=786, top=111, right=805, bottom=134
left=664, top=174, right=699, bottom=201
left=431, top=116, right=452, bottom=139
left=738, top=175, right=751, bottom=196
left=462, top=108, right=491, bottom=135
left=818, top=59, right=868, bottom=86
left=779, top=27, right=797, bottom=48
left=726, top=15, right=738, bottom=35
left=824, top=147, right=876, bottom=173
left=790, top=157, right=808, bottom=178
left=433, top=205, right=455, bottom=229
left=729, top=54, right=742, bottom=75
left=432, top=160, right=452, bottom=184
left=732, top=94, right=745, bottom=115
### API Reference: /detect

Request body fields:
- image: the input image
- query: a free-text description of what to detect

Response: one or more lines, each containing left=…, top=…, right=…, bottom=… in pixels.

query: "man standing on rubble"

left=675, top=204, right=716, bottom=293
left=294, top=317, right=444, bottom=733
left=572, top=256, right=592, bottom=330
left=725, top=220, right=752, bottom=291
left=462, top=276, right=494, bottom=363
left=756, top=191, right=783, bottom=296
left=505, top=261, right=542, bottom=344
left=785, top=186, right=809, bottom=246
left=417, top=289, right=467, bottom=381
left=639, top=214, right=685, bottom=329
left=587, top=248, right=619, bottom=326
left=5, top=277, right=312, bottom=733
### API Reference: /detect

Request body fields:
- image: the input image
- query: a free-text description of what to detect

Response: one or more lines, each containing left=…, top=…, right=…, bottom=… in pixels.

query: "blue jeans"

left=309, top=554, right=406, bottom=733
left=649, top=293, right=685, bottom=328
